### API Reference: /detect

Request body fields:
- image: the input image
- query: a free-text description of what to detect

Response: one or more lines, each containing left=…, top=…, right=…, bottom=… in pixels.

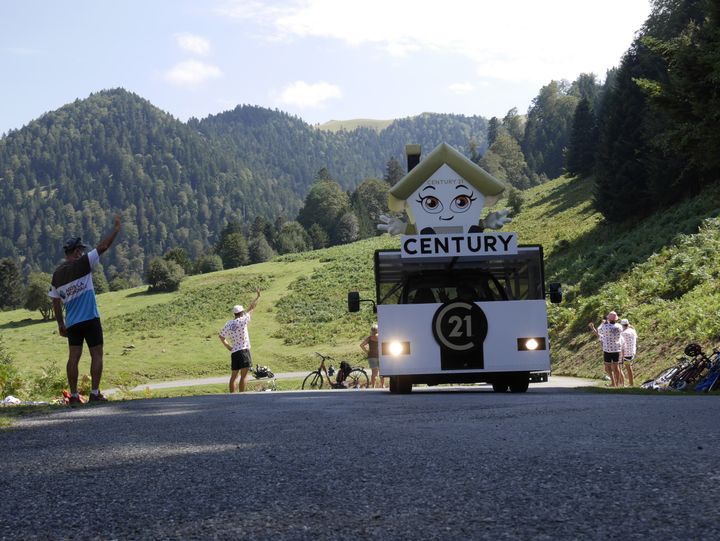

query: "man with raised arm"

left=49, top=215, right=121, bottom=405
left=219, top=288, right=261, bottom=393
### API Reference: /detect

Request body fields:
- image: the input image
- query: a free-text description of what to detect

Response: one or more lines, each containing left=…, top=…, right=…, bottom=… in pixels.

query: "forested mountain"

left=195, top=106, right=488, bottom=194
left=0, top=89, right=489, bottom=282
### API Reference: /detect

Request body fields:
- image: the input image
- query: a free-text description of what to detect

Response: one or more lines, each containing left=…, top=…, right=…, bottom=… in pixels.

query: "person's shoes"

left=88, top=392, right=108, bottom=403
left=68, top=394, right=84, bottom=406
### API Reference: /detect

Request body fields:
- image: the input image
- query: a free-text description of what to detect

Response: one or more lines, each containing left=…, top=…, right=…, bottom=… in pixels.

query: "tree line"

left=565, top=0, right=720, bottom=222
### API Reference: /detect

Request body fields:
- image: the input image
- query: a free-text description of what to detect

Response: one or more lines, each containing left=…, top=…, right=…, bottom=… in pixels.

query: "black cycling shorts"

left=231, top=349, right=252, bottom=370
left=603, top=351, right=620, bottom=363
left=67, top=318, right=104, bottom=348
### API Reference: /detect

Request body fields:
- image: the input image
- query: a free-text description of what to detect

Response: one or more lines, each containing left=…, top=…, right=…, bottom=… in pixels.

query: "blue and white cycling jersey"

left=49, top=249, right=100, bottom=328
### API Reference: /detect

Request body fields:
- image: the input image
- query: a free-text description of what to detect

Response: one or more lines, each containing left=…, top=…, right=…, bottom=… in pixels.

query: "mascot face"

left=407, top=164, right=485, bottom=234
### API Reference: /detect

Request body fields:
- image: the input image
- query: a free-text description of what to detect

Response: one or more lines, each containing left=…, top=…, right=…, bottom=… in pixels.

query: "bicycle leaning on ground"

left=641, top=342, right=718, bottom=391
left=302, top=352, right=369, bottom=390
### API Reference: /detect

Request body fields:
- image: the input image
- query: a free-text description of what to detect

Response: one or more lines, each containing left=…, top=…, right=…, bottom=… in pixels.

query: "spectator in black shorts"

left=589, top=311, right=624, bottom=387
left=49, top=215, right=121, bottom=405
left=219, top=288, right=261, bottom=392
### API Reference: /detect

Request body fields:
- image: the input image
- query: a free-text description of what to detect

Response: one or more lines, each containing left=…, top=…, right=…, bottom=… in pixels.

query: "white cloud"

left=175, top=33, right=211, bottom=55
left=163, top=60, right=222, bottom=85
left=448, top=83, right=475, bottom=95
left=214, top=0, right=283, bottom=21
left=218, top=0, right=649, bottom=83
left=277, top=81, right=342, bottom=108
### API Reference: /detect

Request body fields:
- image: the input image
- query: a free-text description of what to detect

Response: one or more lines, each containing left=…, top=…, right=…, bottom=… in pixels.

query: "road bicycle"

left=641, top=343, right=717, bottom=391
left=301, top=352, right=369, bottom=390
left=666, top=343, right=714, bottom=390
left=695, top=347, right=720, bottom=392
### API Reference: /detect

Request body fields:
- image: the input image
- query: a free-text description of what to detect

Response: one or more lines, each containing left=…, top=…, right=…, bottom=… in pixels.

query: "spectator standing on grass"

left=588, top=312, right=624, bottom=387
left=360, top=323, right=384, bottom=388
left=219, top=288, right=260, bottom=393
left=49, top=215, right=122, bottom=405
left=620, top=318, right=638, bottom=387
left=589, top=316, right=612, bottom=383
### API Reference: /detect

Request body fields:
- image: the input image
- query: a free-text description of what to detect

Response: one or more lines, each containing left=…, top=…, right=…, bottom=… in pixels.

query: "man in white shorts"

left=620, top=318, right=638, bottom=386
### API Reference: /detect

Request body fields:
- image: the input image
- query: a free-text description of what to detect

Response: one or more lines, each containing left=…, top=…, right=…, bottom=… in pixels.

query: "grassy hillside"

left=0, top=235, right=396, bottom=390
left=507, top=175, right=720, bottom=380
left=3, top=175, right=720, bottom=393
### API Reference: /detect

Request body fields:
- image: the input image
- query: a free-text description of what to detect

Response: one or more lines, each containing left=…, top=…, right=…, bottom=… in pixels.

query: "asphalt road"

left=1, top=385, right=719, bottom=540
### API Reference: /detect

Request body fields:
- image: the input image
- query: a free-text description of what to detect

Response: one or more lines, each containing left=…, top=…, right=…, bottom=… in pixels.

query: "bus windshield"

left=374, top=246, right=546, bottom=305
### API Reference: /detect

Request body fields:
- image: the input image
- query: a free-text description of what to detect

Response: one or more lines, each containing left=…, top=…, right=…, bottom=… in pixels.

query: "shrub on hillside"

left=196, top=254, right=224, bottom=274
left=146, top=257, right=184, bottom=292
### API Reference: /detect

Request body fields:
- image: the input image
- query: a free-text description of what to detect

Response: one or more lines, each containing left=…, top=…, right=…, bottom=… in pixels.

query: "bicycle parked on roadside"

left=641, top=342, right=719, bottom=391
left=302, top=352, right=369, bottom=390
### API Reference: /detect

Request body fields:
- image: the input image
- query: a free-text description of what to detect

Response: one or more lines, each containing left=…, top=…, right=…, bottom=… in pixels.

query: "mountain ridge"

left=0, top=88, right=490, bottom=279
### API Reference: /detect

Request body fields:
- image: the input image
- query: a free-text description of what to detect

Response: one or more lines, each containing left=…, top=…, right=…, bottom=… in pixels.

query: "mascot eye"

left=451, top=194, right=475, bottom=213
left=418, top=195, right=443, bottom=214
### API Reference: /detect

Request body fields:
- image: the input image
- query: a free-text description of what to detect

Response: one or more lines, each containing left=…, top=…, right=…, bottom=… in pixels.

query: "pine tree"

left=0, top=258, right=23, bottom=309
left=383, top=157, right=405, bottom=185
left=565, top=98, right=598, bottom=178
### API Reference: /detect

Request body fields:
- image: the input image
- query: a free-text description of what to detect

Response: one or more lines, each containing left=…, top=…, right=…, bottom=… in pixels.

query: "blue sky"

left=1, top=0, right=651, bottom=135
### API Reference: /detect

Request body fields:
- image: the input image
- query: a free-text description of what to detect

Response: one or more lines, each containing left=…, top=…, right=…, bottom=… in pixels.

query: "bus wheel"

left=390, top=376, right=412, bottom=394
left=509, top=373, right=530, bottom=393
left=492, top=380, right=509, bottom=392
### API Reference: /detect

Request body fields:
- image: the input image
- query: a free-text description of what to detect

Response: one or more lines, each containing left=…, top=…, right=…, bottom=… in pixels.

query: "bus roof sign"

left=401, top=232, right=518, bottom=258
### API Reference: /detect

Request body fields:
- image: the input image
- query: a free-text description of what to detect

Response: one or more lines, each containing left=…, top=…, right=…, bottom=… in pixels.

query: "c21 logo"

left=432, top=301, right=488, bottom=353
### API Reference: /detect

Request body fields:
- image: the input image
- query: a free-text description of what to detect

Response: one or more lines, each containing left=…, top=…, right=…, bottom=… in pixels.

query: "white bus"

left=349, top=240, right=561, bottom=394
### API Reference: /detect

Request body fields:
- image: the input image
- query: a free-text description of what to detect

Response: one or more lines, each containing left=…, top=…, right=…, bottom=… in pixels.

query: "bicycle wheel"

left=302, top=371, right=324, bottom=390
left=346, top=368, right=369, bottom=389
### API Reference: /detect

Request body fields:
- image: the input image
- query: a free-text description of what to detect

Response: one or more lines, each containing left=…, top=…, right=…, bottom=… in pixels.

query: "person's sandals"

left=88, top=392, right=108, bottom=403
left=68, top=394, right=84, bottom=406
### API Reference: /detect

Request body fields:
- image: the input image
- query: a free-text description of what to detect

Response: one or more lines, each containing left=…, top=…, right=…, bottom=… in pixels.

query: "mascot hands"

left=376, top=214, right=407, bottom=235
left=484, top=208, right=512, bottom=230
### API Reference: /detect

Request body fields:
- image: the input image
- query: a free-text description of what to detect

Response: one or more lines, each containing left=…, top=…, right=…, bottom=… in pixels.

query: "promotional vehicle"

left=349, top=238, right=561, bottom=393
left=350, top=142, right=561, bottom=394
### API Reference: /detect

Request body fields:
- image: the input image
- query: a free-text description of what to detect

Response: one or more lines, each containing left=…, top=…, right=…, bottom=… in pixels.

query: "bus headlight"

left=382, top=341, right=411, bottom=357
left=517, top=337, right=546, bottom=351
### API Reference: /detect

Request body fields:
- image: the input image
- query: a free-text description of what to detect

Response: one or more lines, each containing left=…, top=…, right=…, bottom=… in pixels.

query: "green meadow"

left=2, top=174, right=720, bottom=395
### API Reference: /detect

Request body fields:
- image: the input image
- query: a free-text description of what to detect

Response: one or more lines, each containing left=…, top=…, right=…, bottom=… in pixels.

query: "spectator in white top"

left=620, top=318, right=638, bottom=387
left=219, top=288, right=260, bottom=392
left=589, top=311, right=624, bottom=387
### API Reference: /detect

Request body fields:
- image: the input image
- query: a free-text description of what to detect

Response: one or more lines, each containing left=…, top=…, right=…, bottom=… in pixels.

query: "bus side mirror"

left=348, top=291, right=377, bottom=313
left=549, top=282, right=562, bottom=304
left=348, top=291, right=360, bottom=312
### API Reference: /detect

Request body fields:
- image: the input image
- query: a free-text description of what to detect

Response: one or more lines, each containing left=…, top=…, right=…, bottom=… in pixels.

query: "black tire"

left=302, top=371, right=324, bottom=390
left=393, top=375, right=412, bottom=394
left=492, top=380, right=509, bottom=392
left=346, top=369, right=369, bottom=389
left=509, top=373, right=530, bottom=393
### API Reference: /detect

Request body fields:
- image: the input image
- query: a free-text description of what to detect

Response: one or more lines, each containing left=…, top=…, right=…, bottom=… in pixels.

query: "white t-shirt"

left=220, top=314, right=251, bottom=352
left=621, top=327, right=637, bottom=357
left=597, top=322, right=624, bottom=353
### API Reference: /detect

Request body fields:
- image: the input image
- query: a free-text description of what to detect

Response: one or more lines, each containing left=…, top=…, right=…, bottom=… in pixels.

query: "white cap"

left=233, top=305, right=244, bottom=314
left=620, top=319, right=629, bottom=325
